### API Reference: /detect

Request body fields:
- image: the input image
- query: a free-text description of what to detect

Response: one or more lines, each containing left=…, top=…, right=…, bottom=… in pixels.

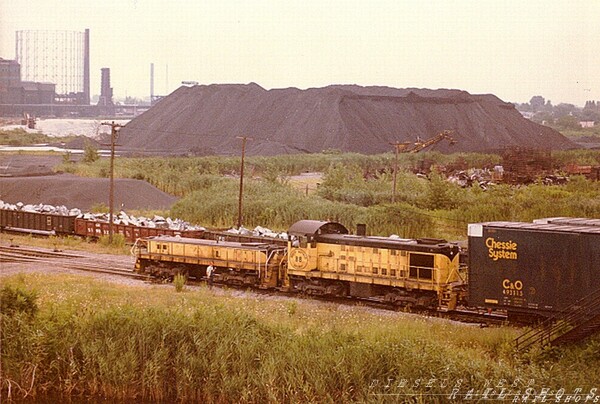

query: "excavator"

left=395, top=130, right=457, bottom=153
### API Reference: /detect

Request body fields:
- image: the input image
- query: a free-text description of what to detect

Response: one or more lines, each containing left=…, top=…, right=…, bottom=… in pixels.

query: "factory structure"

left=0, top=29, right=139, bottom=118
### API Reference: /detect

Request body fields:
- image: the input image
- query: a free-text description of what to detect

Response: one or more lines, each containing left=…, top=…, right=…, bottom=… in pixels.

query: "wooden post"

left=101, top=121, right=123, bottom=243
left=236, top=136, right=252, bottom=228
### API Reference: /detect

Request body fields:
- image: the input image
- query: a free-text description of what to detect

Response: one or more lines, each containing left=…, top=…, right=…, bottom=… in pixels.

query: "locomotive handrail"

left=514, top=287, right=600, bottom=351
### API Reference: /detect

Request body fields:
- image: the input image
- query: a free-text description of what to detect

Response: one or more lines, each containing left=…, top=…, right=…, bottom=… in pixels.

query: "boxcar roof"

left=473, top=221, right=600, bottom=235
left=533, top=217, right=600, bottom=228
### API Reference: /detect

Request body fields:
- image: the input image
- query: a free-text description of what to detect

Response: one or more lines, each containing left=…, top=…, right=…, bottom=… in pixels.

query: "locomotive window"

left=372, top=267, right=378, bottom=275
left=390, top=268, right=396, bottom=277
left=390, top=250, right=397, bottom=256
left=381, top=267, right=387, bottom=276
left=373, top=248, right=378, bottom=254
left=419, top=267, right=433, bottom=279
left=214, top=250, right=220, bottom=258
left=401, top=251, right=407, bottom=257
left=340, top=263, right=346, bottom=272
left=409, top=253, right=434, bottom=280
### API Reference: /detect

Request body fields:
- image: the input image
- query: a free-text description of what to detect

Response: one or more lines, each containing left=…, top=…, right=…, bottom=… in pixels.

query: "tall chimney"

left=150, top=63, right=154, bottom=101
left=83, top=28, right=90, bottom=105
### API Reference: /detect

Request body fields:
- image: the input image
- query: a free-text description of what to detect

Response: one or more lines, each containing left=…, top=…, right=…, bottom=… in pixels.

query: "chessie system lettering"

left=486, top=237, right=518, bottom=261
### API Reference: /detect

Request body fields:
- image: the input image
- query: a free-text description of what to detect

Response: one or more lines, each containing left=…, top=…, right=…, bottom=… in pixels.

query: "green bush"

left=83, top=141, right=99, bottom=163
left=98, top=233, right=126, bottom=248
left=0, top=284, right=38, bottom=317
left=173, top=274, right=186, bottom=292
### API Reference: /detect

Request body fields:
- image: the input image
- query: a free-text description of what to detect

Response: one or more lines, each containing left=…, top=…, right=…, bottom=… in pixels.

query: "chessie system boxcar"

left=468, top=221, right=600, bottom=320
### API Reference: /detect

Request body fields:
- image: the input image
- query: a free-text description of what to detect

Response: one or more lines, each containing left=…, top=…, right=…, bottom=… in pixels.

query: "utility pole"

left=390, top=142, right=409, bottom=203
left=101, top=121, right=124, bottom=243
left=236, top=136, right=252, bottom=229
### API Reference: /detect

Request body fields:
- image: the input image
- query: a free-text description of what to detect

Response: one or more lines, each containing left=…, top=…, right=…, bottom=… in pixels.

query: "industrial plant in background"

left=0, top=29, right=120, bottom=117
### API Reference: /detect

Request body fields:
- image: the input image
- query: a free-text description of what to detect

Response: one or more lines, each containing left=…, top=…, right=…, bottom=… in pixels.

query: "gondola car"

left=0, top=209, right=77, bottom=235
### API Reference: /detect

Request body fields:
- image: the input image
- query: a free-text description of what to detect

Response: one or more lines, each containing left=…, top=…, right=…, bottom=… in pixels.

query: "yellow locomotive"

left=134, top=236, right=287, bottom=288
left=134, top=220, right=463, bottom=309
left=285, top=220, right=463, bottom=309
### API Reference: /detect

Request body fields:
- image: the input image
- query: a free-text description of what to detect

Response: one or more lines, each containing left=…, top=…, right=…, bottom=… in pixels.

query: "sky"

left=1, top=0, right=599, bottom=106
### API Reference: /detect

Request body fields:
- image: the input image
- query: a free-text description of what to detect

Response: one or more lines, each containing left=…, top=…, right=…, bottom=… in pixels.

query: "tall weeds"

left=2, top=274, right=599, bottom=402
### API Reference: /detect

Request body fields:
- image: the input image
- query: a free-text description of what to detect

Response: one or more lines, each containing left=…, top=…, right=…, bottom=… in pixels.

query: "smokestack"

left=150, top=63, right=154, bottom=101
left=83, top=28, right=90, bottom=105
left=98, top=68, right=113, bottom=106
left=356, top=224, right=366, bottom=236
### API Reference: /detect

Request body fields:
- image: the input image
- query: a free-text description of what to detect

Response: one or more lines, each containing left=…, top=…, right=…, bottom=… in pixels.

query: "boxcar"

left=0, top=208, right=76, bottom=235
left=468, top=221, right=600, bottom=320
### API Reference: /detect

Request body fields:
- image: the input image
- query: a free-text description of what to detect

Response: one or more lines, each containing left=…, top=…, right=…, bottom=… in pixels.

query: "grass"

left=287, top=172, right=323, bottom=195
left=553, top=125, right=600, bottom=139
left=1, top=273, right=599, bottom=402
left=0, top=128, right=79, bottom=146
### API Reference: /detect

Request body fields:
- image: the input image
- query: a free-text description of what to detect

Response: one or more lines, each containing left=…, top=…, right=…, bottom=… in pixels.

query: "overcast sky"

left=1, top=0, right=599, bottom=106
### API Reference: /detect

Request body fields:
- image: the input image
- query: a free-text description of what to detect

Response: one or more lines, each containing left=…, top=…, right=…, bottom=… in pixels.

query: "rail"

left=514, top=287, right=600, bottom=352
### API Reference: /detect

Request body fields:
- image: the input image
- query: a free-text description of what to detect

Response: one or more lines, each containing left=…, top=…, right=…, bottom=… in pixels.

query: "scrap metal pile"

left=0, top=200, right=203, bottom=231
left=0, top=201, right=81, bottom=216
left=225, top=225, right=289, bottom=240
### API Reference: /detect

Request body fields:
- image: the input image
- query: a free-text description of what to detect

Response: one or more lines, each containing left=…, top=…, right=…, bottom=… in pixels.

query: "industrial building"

left=0, top=29, right=117, bottom=117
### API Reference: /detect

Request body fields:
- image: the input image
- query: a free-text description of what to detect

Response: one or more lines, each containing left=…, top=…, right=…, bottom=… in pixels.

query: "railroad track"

left=182, top=277, right=508, bottom=326
left=316, top=294, right=508, bottom=326
left=2, top=245, right=507, bottom=325
left=0, top=245, right=148, bottom=280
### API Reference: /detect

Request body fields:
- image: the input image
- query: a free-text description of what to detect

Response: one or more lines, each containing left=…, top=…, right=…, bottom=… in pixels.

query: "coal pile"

left=0, top=174, right=178, bottom=211
left=119, top=84, right=576, bottom=156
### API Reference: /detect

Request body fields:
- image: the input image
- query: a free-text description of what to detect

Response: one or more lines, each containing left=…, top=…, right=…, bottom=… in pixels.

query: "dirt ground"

left=0, top=154, right=71, bottom=177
